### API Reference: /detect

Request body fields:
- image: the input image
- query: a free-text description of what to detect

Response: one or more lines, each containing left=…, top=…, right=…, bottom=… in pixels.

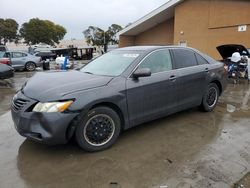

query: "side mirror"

left=132, top=68, right=151, bottom=79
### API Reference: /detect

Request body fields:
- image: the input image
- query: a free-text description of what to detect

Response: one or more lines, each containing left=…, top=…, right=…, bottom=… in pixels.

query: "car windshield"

left=80, top=51, right=141, bottom=76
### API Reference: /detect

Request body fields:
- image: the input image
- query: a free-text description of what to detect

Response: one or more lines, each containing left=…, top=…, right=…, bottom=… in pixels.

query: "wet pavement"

left=0, top=72, right=250, bottom=188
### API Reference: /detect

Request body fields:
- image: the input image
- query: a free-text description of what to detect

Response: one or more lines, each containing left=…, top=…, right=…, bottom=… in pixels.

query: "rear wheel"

left=75, top=106, right=121, bottom=152
left=25, top=62, right=36, bottom=71
left=200, top=83, right=219, bottom=112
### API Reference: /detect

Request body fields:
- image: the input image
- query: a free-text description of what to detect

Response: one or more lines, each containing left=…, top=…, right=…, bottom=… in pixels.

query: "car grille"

left=12, top=98, right=29, bottom=112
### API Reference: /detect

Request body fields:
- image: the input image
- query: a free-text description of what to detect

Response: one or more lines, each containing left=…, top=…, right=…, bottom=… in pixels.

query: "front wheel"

left=75, top=106, right=121, bottom=152
left=200, top=83, right=219, bottom=112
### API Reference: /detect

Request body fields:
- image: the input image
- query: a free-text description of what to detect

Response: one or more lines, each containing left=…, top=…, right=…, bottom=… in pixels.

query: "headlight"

left=33, top=100, right=73, bottom=112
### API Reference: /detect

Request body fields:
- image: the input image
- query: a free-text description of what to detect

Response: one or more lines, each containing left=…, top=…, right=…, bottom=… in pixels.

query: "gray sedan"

left=11, top=46, right=227, bottom=152
left=8, top=51, right=42, bottom=71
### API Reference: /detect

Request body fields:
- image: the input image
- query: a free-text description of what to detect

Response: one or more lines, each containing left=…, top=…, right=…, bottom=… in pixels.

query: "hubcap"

left=206, top=87, right=217, bottom=107
left=26, top=63, right=35, bottom=71
left=83, top=114, right=115, bottom=146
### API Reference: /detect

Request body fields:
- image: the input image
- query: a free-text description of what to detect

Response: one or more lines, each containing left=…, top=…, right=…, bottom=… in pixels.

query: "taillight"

left=0, top=58, right=10, bottom=65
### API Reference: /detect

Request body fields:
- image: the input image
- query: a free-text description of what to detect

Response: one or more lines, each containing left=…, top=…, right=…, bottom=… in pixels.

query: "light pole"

left=103, top=30, right=106, bottom=46
left=103, top=30, right=107, bottom=53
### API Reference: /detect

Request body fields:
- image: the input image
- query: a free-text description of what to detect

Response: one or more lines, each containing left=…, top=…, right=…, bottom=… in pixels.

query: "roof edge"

left=118, top=0, right=183, bottom=36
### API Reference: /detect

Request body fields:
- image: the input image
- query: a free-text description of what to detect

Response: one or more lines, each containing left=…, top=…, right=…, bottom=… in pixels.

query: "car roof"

left=114, top=45, right=195, bottom=52
left=8, top=51, right=27, bottom=52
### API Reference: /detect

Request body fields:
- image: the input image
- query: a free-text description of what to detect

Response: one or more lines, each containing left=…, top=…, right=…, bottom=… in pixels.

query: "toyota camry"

left=11, top=46, right=227, bottom=152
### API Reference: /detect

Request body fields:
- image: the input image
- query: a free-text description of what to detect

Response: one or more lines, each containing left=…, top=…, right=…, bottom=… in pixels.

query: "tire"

left=25, top=62, right=36, bottom=71
left=200, top=83, right=219, bottom=112
left=75, top=106, right=121, bottom=152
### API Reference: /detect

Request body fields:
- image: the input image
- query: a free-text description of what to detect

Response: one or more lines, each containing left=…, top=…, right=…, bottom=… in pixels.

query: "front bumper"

left=11, top=91, right=78, bottom=145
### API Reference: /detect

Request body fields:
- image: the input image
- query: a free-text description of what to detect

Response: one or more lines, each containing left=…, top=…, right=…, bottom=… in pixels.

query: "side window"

left=138, top=49, right=172, bottom=74
left=22, top=53, right=28, bottom=57
left=12, top=52, right=23, bottom=58
left=172, top=49, right=197, bottom=69
left=195, top=53, right=208, bottom=65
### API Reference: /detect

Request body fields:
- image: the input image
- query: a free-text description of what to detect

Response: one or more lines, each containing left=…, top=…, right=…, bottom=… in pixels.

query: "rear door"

left=126, top=49, right=180, bottom=126
left=11, top=52, right=26, bottom=69
left=171, top=48, right=209, bottom=110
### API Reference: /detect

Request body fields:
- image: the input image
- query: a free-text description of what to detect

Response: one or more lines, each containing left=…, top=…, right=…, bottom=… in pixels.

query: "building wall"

left=134, top=18, right=174, bottom=46
left=174, top=0, right=250, bottom=59
left=119, top=0, right=250, bottom=59
left=119, top=18, right=174, bottom=47
left=119, top=35, right=135, bottom=47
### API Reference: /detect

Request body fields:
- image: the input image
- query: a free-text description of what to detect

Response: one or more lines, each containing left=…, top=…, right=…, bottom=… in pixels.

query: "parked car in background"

left=0, top=45, right=8, bottom=52
left=8, top=51, right=42, bottom=71
left=217, top=44, right=250, bottom=63
left=34, top=51, right=57, bottom=61
left=11, top=46, right=227, bottom=152
left=0, top=51, right=11, bottom=66
left=0, top=63, right=14, bottom=79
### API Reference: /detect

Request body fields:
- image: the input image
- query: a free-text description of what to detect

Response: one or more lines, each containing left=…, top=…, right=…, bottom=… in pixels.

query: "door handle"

left=205, top=68, right=209, bottom=73
left=169, top=75, right=176, bottom=81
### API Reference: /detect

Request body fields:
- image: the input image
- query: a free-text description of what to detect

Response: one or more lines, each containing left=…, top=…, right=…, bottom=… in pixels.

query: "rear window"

left=195, top=53, right=208, bottom=65
left=0, top=52, right=5, bottom=58
left=172, top=49, right=197, bottom=69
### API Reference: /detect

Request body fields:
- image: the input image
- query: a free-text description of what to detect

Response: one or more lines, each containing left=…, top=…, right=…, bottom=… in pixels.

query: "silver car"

left=8, top=51, right=42, bottom=71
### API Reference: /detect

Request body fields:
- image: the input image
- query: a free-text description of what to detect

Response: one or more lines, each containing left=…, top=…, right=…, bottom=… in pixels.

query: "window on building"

left=138, top=49, right=172, bottom=74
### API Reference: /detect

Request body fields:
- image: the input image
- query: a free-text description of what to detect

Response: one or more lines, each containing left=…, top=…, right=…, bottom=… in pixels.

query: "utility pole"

left=103, top=31, right=106, bottom=46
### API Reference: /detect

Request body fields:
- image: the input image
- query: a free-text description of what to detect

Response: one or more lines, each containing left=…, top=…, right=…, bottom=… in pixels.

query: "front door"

left=126, top=49, right=179, bottom=126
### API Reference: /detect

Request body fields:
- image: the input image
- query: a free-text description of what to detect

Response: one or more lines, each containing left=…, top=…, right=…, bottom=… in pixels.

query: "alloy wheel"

left=83, top=114, right=115, bottom=146
left=206, top=87, right=218, bottom=107
left=26, top=62, right=36, bottom=71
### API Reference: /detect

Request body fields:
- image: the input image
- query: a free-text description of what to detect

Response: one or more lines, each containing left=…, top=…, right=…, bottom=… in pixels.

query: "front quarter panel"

left=63, top=76, right=130, bottom=129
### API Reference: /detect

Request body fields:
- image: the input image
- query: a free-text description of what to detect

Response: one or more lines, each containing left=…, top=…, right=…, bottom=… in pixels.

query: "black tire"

left=200, top=83, right=219, bottom=112
left=25, top=62, right=36, bottom=71
left=75, top=106, right=121, bottom=152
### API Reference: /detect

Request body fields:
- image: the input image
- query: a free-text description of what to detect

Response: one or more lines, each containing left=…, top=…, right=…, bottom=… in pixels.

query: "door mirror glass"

left=133, top=68, right=151, bottom=78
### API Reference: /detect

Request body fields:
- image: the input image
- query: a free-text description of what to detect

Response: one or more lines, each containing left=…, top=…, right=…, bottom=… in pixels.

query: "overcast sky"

left=1, top=0, right=168, bottom=39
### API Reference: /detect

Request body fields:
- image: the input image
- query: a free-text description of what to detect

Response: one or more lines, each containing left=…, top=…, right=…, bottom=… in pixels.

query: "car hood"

left=23, top=70, right=113, bottom=101
left=216, top=44, right=250, bottom=59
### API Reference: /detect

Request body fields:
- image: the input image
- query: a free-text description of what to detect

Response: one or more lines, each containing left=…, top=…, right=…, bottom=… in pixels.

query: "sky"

left=1, top=0, right=169, bottom=40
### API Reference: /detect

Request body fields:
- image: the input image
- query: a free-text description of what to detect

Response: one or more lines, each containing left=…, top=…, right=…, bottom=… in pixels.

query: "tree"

left=83, top=26, right=105, bottom=46
left=83, top=24, right=123, bottom=46
left=0, top=18, right=19, bottom=45
left=106, top=24, right=123, bottom=44
left=20, top=18, right=66, bottom=45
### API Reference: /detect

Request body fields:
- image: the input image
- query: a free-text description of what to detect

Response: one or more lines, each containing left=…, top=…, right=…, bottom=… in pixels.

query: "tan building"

left=118, top=0, right=250, bottom=59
